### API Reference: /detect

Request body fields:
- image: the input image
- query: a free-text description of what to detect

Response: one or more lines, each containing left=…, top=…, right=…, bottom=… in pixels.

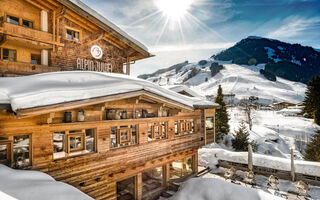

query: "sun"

left=156, top=0, right=194, bottom=21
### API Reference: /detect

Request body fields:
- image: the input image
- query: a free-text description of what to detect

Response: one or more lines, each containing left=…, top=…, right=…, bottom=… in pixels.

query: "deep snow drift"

left=173, top=178, right=284, bottom=200
left=0, top=164, right=92, bottom=200
left=227, top=107, right=319, bottom=159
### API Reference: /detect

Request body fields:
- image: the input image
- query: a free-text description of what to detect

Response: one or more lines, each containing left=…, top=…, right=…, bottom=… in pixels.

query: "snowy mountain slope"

left=146, top=59, right=306, bottom=104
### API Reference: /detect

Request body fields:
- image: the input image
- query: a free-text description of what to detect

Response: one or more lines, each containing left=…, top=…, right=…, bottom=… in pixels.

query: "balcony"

left=0, top=22, right=62, bottom=46
left=0, top=60, right=61, bottom=76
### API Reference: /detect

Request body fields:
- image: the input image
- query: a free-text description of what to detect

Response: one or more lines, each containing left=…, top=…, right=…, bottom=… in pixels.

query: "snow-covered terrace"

left=0, top=72, right=218, bottom=113
left=0, top=164, right=92, bottom=200
left=199, top=148, right=320, bottom=177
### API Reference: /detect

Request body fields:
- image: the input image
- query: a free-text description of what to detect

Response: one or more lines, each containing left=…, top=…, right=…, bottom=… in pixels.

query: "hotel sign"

left=76, top=45, right=112, bottom=72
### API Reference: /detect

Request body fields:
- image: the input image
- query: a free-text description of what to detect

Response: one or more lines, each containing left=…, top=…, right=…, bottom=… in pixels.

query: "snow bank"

left=199, top=148, right=320, bottom=177
left=0, top=164, right=92, bottom=200
left=173, top=178, right=284, bottom=200
left=0, top=71, right=217, bottom=111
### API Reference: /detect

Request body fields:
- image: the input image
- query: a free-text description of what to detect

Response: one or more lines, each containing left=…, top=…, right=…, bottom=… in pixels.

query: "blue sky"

left=82, top=0, right=320, bottom=76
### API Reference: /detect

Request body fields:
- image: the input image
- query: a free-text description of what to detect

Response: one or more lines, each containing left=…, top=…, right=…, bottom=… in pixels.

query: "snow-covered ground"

left=173, top=177, right=284, bottom=200
left=227, top=107, right=319, bottom=159
left=0, top=164, right=93, bottom=200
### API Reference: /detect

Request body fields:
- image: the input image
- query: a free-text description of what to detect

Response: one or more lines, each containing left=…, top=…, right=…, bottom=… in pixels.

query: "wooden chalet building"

left=0, top=0, right=219, bottom=200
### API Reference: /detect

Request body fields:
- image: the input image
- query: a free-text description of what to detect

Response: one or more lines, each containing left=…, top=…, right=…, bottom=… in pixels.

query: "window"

left=169, top=156, right=194, bottom=181
left=206, top=117, right=214, bottom=130
left=148, top=122, right=167, bottom=141
left=3, top=49, right=17, bottom=62
left=22, top=19, right=33, bottom=28
left=0, top=141, right=11, bottom=166
left=66, top=29, right=80, bottom=42
left=31, top=54, right=41, bottom=65
left=142, top=167, right=163, bottom=196
left=13, top=135, right=30, bottom=169
left=175, top=119, right=194, bottom=136
left=110, top=125, right=137, bottom=148
left=68, top=130, right=84, bottom=152
left=53, top=129, right=96, bottom=159
left=6, top=15, right=19, bottom=25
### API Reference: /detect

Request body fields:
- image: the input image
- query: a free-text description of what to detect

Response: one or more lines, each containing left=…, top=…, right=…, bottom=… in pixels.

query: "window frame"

left=0, top=140, right=13, bottom=166
left=68, top=131, right=85, bottom=152
left=175, top=119, right=194, bottom=136
left=205, top=116, right=214, bottom=131
left=6, top=14, right=20, bottom=26
left=65, top=26, right=81, bottom=42
left=22, top=19, right=34, bottom=29
left=2, top=48, right=17, bottom=62
left=53, top=128, right=96, bottom=160
left=110, top=125, right=138, bottom=149
left=31, top=54, right=41, bottom=65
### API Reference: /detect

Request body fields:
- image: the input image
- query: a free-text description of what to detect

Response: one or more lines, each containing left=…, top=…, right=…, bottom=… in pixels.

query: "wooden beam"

left=126, top=56, right=130, bottom=75
left=24, top=0, right=49, bottom=12
left=63, top=15, right=94, bottom=33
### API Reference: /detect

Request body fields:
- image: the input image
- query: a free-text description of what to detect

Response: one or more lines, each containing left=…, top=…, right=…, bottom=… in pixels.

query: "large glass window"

left=3, top=49, right=17, bottom=62
left=13, top=135, right=30, bottom=169
left=142, top=167, right=163, bottom=196
left=66, top=29, right=80, bottom=42
left=6, top=15, right=19, bottom=25
left=117, top=177, right=135, bottom=200
left=169, top=156, right=194, bottom=181
left=53, top=129, right=96, bottom=159
left=110, top=125, right=137, bottom=149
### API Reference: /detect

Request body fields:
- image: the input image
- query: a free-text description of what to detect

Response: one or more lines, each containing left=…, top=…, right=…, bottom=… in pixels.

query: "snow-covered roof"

left=0, top=72, right=218, bottom=113
left=0, top=164, right=93, bottom=200
left=58, top=0, right=149, bottom=54
left=164, top=85, right=202, bottom=98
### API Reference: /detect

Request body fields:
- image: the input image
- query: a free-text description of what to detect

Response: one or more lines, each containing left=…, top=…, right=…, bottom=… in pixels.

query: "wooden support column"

left=138, top=123, right=148, bottom=144
left=126, top=56, right=130, bottom=75
left=167, top=119, right=175, bottom=139
left=163, top=164, right=170, bottom=188
left=193, top=152, right=198, bottom=174
left=135, top=173, right=142, bottom=200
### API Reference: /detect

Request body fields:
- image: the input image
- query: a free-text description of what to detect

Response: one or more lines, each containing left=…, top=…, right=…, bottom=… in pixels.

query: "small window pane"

left=7, top=15, right=19, bottom=25
left=131, top=125, right=137, bottom=144
left=22, top=20, right=33, bottom=28
left=13, top=135, right=30, bottom=169
left=0, top=145, right=8, bottom=161
left=206, top=117, right=214, bottom=130
left=31, top=54, right=41, bottom=65
left=85, top=129, right=95, bottom=152
left=69, top=135, right=82, bottom=150
left=142, top=167, right=163, bottom=195
left=110, top=127, right=117, bottom=148
left=3, top=49, right=17, bottom=62
left=53, top=132, right=66, bottom=159
left=66, top=29, right=73, bottom=40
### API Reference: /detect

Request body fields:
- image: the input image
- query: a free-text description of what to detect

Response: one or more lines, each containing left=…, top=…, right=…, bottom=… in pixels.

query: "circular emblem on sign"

left=91, top=45, right=103, bottom=59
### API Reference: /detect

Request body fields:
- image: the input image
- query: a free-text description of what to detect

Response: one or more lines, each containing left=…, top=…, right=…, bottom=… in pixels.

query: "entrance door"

left=117, top=176, right=135, bottom=200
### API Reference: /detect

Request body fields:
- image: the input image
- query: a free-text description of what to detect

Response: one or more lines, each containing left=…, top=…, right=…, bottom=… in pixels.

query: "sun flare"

left=156, top=0, right=194, bottom=21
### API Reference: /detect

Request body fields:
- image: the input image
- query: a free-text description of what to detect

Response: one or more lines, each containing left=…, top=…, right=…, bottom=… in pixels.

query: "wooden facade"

left=0, top=0, right=151, bottom=77
left=0, top=93, right=217, bottom=199
left=0, top=1, right=217, bottom=199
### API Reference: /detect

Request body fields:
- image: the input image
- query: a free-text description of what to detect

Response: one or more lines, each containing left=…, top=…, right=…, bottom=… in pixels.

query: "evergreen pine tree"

left=303, top=76, right=320, bottom=118
left=304, top=130, right=320, bottom=162
left=215, top=85, right=230, bottom=142
left=314, top=108, right=320, bottom=126
left=232, top=121, right=250, bottom=151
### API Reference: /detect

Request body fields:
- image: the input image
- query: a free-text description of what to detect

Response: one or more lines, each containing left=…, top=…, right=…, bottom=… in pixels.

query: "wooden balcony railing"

left=0, top=60, right=61, bottom=75
left=0, top=22, right=62, bottom=46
